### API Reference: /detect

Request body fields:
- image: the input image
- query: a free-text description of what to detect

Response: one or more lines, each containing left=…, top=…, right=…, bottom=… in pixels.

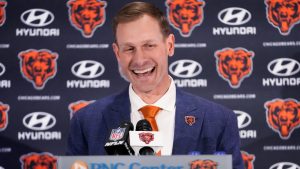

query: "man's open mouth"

left=132, top=66, right=155, bottom=76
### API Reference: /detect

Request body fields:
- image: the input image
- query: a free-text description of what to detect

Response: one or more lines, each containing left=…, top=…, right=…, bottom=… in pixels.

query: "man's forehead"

left=115, top=15, right=164, bottom=44
left=118, top=39, right=159, bottom=47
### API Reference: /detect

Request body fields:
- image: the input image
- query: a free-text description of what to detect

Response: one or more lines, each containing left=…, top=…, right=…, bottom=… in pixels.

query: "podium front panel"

left=57, top=155, right=232, bottom=169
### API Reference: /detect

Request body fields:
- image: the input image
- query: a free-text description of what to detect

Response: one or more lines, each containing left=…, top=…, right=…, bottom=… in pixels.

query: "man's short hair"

left=112, top=1, right=172, bottom=42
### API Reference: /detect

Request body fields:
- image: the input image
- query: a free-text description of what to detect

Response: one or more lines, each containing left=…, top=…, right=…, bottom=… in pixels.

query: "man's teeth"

left=134, top=67, right=153, bottom=74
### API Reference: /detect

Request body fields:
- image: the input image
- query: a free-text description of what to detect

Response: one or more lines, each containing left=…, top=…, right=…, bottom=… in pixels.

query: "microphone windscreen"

left=136, top=119, right=152, bottom=131
left=139, top=146, right=155, bottom=155
left=121, top=121, right=134, bottom=131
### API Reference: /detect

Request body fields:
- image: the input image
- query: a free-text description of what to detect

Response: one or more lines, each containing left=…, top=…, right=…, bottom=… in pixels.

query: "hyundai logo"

left=169, top=59, right=202, bottom=78
left=268, top=58, right=300, bottom=77
left=72, top=60, right=105, bottom=79
left=234, top=110, right=251, bottom=129
left=218, top=7, right=251, bottom=26
left=21, top=9, right=54, bottom=27
left=0, top=63, right=5, bottom=76
left=269, top=162, right=300, bottom=169
left=23, top=112, right=56, bottom=131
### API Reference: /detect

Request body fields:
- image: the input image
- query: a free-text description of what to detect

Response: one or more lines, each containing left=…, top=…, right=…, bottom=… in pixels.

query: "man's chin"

left=131, top=83, right=154, bottom=93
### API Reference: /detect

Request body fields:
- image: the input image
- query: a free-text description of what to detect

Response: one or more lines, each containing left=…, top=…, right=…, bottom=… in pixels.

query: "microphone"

left=104, top=122, right=135, bottom=155
left=136, top=120, right=154, bottom=155
left=136, top=119, right=152, bottom=131
left=130, top=119, right=163, bottom=156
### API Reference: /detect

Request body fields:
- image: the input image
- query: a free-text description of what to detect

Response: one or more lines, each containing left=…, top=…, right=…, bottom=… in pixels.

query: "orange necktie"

left=139, top=105, right=161, bottom=131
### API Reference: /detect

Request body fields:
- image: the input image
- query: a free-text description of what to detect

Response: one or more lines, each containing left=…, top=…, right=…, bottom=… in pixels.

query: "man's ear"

left=166, top=34, right=175, bottom=57
left=112, top=42, right=121, bottom=61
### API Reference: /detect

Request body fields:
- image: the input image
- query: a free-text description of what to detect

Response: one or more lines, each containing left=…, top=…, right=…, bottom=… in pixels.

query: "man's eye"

left=124, top=47, right=134, bottom=52
left=146, top=44, right=156, bottom=48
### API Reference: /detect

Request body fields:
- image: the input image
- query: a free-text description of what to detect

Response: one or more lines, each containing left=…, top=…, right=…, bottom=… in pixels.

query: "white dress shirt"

left=129, top=77, right=176, bottom=155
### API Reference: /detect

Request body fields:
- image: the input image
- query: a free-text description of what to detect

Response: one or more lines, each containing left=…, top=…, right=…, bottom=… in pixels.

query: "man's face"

left=113, top=15, right=175, bottom=95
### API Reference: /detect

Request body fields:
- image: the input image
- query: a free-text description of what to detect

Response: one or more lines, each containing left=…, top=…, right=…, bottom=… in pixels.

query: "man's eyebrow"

left=118, top=39, right=159, bottom=46
left=118, top=43, right=134, bottom=48
left=143, top=40, right=158, bottom=44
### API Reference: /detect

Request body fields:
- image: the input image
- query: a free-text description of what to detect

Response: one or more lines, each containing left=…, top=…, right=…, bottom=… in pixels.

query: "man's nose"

left=132, top=48, right=147, bottom=65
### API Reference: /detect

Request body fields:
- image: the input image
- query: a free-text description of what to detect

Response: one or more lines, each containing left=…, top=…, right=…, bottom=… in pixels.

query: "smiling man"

left=67, top=2, right=244, bottom=169
left=112, top=11, right=174, bottom=104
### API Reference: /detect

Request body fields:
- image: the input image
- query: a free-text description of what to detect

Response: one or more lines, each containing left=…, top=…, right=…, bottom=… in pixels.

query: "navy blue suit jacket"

left=67, top=87, right=244, bottom=169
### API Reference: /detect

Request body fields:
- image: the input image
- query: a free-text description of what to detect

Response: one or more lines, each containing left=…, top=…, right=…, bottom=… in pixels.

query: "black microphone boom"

left=135, top=119, right=152, bottom=131
left=104, top=122, right=135, bottom=155
left=135, top=119, right=155, bottom=155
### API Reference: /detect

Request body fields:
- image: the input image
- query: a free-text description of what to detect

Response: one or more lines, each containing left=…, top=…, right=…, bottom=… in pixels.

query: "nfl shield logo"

left=109, top=127, right=125, bottom=141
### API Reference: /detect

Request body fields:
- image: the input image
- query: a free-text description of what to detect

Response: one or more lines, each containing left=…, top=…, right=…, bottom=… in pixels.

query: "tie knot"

left=139, top=105, right=161, bottom=131
left=139, top=105, right=161, bottom=118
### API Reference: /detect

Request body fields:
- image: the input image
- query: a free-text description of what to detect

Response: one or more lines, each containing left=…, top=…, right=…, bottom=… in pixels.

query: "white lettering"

left=262, top=78, right=300, bottom=86
left=16, top=28, right=60, bottom=37
left=174, top=43, right=207, bottom=48
left=213, top=94, right=256, bottom=99
left=0, top=80, right=11, bottom=88
left=0, top=44, right=10, bottom=48
left=66, top=44, right=109, bottom=49
left=66, top=80, right=110, bottom=88
left=239, top=130, right=257, bottom=139
left=18, top=131, right=62, bottom=140
left=263, top=41, right=300, bottom=47
left=213, top=27, right=256, bottom=35
left=174, top=79, right=207, bottom=87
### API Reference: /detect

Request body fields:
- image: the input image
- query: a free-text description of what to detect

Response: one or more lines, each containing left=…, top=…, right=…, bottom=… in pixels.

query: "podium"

left=57, top=155, right=232, bottom=169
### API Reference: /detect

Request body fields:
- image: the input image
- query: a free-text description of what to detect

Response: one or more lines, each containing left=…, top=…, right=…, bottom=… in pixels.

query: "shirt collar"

left=129, top=76, right=176, bottom=112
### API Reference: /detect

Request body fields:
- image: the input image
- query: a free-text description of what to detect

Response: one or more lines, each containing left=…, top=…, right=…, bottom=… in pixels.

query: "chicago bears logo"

left=190, top=159, right=217, bottom=169
left=241, top=151, right=255, bottom=169
left=18, top=49, right=58, bottom=90
left=265, top=0, right=300, bottom=35
left=139, top=132, right=154, bottom=144
left=215, top=48, right=254, bottom=88
left=264, top=98, right=300, bottom=139
left=68, top=100, right=94, bottom=118
left=185, top=116, right=196, bottom=126
left=166, top=0, right=205, bottom=37
left=0, top=1, right=7, bottom=26
left=67, top=0, right=107, bottom=38
left=20, top=152, right=57, bottom=169
left=0, top=102, right=9, bottom=131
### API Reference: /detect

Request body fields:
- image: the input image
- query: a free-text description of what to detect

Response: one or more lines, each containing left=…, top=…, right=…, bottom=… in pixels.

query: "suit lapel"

left=102, top=87, right=206, bottom=155
left=172, top=89, right=206, bottom=154
left=102, top=88, right=131, bottom=132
